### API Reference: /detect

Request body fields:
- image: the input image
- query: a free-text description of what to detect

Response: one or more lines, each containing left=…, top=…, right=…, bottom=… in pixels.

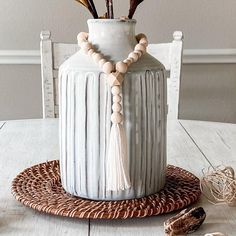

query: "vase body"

left=59, top=19, right=167, bottom=200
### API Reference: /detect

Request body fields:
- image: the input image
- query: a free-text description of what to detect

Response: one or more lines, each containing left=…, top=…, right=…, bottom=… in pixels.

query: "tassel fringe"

left=106, top=123, right=131, bottom=191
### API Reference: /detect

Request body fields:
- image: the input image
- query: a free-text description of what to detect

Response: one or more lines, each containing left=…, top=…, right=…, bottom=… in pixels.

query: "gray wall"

left=179, top=64, right=236, bottom=123
left=0, top=0, right=236, bottom=122
left=0, top=65, right=42, bottom=120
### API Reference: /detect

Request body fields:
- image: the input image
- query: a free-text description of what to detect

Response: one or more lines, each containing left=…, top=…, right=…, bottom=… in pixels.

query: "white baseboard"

left=0, top=49, right=236, bottom=65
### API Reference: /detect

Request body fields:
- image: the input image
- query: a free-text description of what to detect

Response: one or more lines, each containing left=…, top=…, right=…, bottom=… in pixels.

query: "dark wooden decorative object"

left=164, top=207, right=206, bottom=235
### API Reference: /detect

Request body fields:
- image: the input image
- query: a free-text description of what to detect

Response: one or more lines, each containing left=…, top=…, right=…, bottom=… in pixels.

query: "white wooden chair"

left=148, top=31, right=183, bottom=120
left=40, top=31, right=183, bottom=119
left=40, top=31, right=79, bottom=118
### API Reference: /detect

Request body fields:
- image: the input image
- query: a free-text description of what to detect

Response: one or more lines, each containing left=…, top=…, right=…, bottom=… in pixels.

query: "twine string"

left=200, top=166, right=236, bottom=206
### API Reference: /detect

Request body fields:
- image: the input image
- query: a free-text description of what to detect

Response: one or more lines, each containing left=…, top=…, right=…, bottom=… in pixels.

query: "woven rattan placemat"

left=12, top=160, right=201, bottom=219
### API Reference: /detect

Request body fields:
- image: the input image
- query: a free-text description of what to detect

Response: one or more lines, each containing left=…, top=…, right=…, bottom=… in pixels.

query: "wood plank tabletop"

left=0, top=121, right=5, bottom=131
left=181, top=120, right=236, bottom=167
left=0, top=119, right=235, bottom=236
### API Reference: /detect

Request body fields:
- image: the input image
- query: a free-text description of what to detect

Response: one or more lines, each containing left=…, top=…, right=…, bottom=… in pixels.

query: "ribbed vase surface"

left=59, top=19, right=167, bottom=200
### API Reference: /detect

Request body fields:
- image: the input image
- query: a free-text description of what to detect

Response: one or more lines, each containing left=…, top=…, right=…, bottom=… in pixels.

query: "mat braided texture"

left=12, top=160, right=201, bottom=219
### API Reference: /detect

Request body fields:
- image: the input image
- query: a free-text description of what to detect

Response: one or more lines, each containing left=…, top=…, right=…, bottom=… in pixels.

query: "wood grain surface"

left=1, top=119, right=236, bottom=235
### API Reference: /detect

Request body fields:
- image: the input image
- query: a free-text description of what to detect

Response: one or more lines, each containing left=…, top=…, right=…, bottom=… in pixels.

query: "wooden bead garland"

left=128, top=52, right=139, bottom=62
left=134, top=50, right=142, bottom=58
left=77, top=32, right=88, bottom=44
left=88, top=49, right=95, bottom=56
left=98, top=59, right=107, bottom=68
left=111, top=86, right=123, bottom=124
left=116, top=61, right=128, bottom=74
left=77, top=32, right=148, bottom=80
left=92, top=53, right=103, bottom=63
left=102, top=62, right=114, bottom=74
left=81, top=42, right=92, bottom=53
left=77, top=31, right=148, bottom=191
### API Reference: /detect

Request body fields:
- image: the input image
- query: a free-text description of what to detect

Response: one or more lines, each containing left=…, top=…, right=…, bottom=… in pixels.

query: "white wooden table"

left=1, top=119, right=236, bottom=236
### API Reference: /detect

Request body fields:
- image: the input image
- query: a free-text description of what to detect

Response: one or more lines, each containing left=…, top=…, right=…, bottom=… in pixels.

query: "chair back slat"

left=148, top=43, right=171, bottom=70
left=40, top=31, right=55, bottom=118
left=148, top=31, right=183, bottom=119
left=52, top=43, right=78, bottom=69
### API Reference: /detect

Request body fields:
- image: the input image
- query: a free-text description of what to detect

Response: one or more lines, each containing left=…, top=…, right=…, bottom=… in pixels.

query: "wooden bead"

left=88, top=49, right=95, bottom=57
left=136, top=33, right=147, bottom=42
left=134, top=50, right=142, bottom=58
left=120, top=16, right=129, bottom=21
left=128, top=52, right=139, bottom=62
left=139, top=37, right=148, bottom=47
left=111, top=86, right=120, bottom=95
left=127, top=57, right=134, bottom=63
left=81, top=42, right=92, bottom=53
left=98, top=59, right=107, bottom=68
left=91, top=52, right=96, bottom=58
left=123, top=59, right=133, bottom=66
left=135, top=44, right=146, bottom=53
left=92, top=53, right=103, bottom=63
left=77, top=32, right=88, bottom=41
left=77, top=32, right=88, bottom=45
left=113, top=95, right=121, bottom=103
left=102, top=62, right=114, bottom=74
left=111, top=112, right=123, bottom=124
left=77, top=38, right=86, bottom=46
left=116, top=61, right=128, bottom=73
left=112, top=103, right=122, bottom=112
left=108, top=72, right=124, bottom=86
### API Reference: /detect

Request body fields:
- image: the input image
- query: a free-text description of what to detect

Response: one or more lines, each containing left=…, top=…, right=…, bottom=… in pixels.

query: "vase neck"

left=87, top=19, right=137, bottom=62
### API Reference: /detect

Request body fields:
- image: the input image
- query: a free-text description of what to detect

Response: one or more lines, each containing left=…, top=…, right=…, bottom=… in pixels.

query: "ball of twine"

left=200, top=166, right=236, bottom=206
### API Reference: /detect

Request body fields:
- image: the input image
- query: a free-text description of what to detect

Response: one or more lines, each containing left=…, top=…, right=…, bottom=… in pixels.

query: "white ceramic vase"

left=59, top=19, right=167, bottom=201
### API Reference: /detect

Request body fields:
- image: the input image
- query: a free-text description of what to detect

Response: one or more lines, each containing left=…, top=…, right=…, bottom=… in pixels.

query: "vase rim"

left=87, top=19, right=137, bottom=24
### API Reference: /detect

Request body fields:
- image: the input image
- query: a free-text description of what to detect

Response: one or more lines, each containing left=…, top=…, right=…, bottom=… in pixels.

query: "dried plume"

left=105, top=0, right=114, bottom=19
left=75, top=0, right=98, bottom=19
left=75, top=0, right=146, bottom=19
left=128, top=0, right=144, bottom=19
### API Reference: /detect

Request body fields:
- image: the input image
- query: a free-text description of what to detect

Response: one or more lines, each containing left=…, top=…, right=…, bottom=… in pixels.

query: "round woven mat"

left=12, top=160, right=201, bottom=219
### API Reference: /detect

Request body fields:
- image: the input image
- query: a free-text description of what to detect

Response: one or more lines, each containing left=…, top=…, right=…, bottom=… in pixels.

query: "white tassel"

left=107, top=123, right=131, bottom=191
left=106, top=84, right=131, bottom=192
